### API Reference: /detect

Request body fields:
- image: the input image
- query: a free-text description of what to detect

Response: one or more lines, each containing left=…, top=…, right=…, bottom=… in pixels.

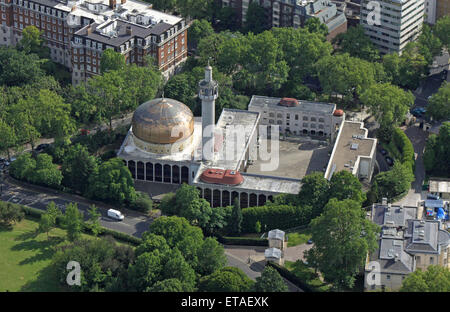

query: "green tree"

left=315, top=53, right=381, bottom=106
left=87, top=205, right=101, bottom=237
left=329, top=170, right=366, bottom=204
left=382, top=43, right=428, bottom=90
left=61, top=144, right=98, bottom=194
left=417, top=24, right=443, bottom=65
left=230, top=198, right=243, bottom=235
left=100, top=48, right=125, bottom=73
left=62, top=203, right=84, bottom=242
left=360, top=83, right=414, bottom=141
left=434, top=15, right=450, bottom=49
left=148, top=278, right=185, bottom=292
left=305, top=198, right=380, bottom=290
left=30, top=153, right=63, bottom=188
left=422, top=122, right=450, bottom=177
left=188, top=19, right=214, bottom=49
left=196, top=237, right=227, bottom=276
left=370, top=161, right=415, bottom=201
left=0, top=202, right=24, bottom=226
left=176, top=0, right=213, bottom=20
left=87, top=70, right=125, bottom=131
left=305, top=17, right=328, bottom=38
left=244, top=2, right=268, bottom=34
left=150, top=0, right=176, bottom=12
left=38, top=213, right=54, bottom=239
left=87, top=158, right=137, bottom=205
left=297, top=172, right=330, bottom=217
left=198, top=267, right=254, bottom=292
left=17, top=26, right=50, bottom=58
left=400, top=266, right=450, bottom=292
left=122, top=64, right=162, bottom=110
left=333, top=25, right=379, bottom=62
left=130, top=191, right=153, bottom=213
left=149, top=216, right=204, bottom=249
left=0, top=47, right=45, bottom=86
left=427, top=82, right=450, bottom=121
left=0, top=119, right=16, bottom=160
left=9, top=153, right=36, bottom=181
left=253, top=266, right=288, bottom=292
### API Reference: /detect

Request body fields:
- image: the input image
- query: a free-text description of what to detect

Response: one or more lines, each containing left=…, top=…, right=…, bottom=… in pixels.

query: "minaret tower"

left=198, top=62, right=218, bottom=162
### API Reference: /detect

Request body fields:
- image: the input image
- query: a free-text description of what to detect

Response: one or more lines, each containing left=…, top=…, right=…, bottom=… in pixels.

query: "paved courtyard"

left=246, top=139, right=332, bottom=179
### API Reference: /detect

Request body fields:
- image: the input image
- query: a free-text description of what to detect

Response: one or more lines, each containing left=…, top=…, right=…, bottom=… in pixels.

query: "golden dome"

left=132, top=98, right=194, bottom=144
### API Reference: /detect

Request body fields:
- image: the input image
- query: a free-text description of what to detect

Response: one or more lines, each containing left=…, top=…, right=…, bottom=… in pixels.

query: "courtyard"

left=246, top=138, right=332, bottom=180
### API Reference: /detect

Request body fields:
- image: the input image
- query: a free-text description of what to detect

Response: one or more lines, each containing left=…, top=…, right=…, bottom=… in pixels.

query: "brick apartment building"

left=220, top=0, right=347, bottom=41
left=0, top=0, right=188, bottom=85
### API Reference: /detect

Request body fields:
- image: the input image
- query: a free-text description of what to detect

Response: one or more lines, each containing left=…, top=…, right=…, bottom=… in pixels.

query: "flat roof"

left=209, top=109, right=260, bottom=171
left=325, top=121, right=376, bottom=179
left=248, top=95, right=336, bottom=115
left=429, top=179, right=450, bottom=194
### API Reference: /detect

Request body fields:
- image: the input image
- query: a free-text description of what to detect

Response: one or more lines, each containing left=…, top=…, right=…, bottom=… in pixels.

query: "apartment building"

left=0, top=0, right=188, bottom=85
left=220, top=0, right=347, bottom=41
left=248, top=96, right=344, bottom=142
left=364, top=202, right=450, bottom=291
left=360, top=0, right=425, bottom=54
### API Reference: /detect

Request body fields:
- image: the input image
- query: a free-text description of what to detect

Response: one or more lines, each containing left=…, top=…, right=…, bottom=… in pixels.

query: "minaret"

left=198, top=63, right=218, bottom=162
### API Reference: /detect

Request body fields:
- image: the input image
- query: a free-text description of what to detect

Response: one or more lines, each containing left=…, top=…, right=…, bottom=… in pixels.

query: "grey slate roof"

left=75, top=19, right=172, bottom=46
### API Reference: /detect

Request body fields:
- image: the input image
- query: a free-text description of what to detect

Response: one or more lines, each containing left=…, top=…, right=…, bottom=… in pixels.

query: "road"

left=0, top=175, right=152, bottom=237
left=394, top=124, right=428, bottom=207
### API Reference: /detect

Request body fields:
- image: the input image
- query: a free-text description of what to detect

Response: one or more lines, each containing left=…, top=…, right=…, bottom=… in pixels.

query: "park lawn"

left=286, top=228, right=312, bottom=247
left=0, top=218, right=94, bottom=292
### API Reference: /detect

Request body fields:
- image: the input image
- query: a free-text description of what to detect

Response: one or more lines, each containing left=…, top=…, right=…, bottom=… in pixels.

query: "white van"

left=107, top=209, right=124, bottom=221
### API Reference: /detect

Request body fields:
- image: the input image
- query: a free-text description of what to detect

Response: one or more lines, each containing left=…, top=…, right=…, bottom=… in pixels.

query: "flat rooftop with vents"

left=325, top=121, right=377, bottom=181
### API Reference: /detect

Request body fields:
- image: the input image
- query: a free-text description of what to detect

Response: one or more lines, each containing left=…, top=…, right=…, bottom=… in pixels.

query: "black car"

left=385, top=156, right=394, bottom=166
left=380, top=148, right=388, bottom=156
left=35, top=143, right=50, bottom=152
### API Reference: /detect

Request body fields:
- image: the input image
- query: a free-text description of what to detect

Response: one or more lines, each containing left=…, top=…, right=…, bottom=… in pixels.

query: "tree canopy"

left=305, top=198, right=380, bottom=290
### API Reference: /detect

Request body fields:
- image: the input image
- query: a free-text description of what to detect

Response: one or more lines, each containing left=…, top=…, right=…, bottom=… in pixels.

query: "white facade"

left=361, top=0, right=425, bottom=54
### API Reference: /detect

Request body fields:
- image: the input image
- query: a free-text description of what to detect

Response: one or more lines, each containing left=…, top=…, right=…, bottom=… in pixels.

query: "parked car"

left=385, top=156, right=394, bottom=166
left=411, top=107, right=426, bottom=117
left=427, top=194, right=440, bottom=200
left=307, top=239, right=313, bottom=244
left=107, top=209, right=124, bottom=221
left=380, top=148, right=388, bottom=156
left=35, top=143, right=50, bottom=152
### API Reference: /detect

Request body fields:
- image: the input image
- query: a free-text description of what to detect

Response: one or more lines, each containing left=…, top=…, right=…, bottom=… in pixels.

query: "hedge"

left=216, top=235, right=268, bottom=246
left=241, top=204, right=312, bottom=233
left=392, top=128, right=415, bottom=172
left=266, top=262, right=313, bottom=292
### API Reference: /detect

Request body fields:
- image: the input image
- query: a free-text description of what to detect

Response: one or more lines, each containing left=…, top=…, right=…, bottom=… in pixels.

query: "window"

left=311, top=117, right=317, bottom=122
left=295, top=114, right=298, bottom=120
left=386, top=275, right=390, bottom=280
left=416, top=256, right=421, bottom=264
left=430, top=257, right=434, bottom=265
left=303, top=116, right=308, bottom=121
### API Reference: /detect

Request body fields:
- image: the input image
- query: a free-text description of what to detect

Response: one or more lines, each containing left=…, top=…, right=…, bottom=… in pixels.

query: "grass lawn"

left=286, top=228, right=312, bottom=247
left=0, top=218, right=95, bottom=292
left=285, top=260, right=332, bottom=292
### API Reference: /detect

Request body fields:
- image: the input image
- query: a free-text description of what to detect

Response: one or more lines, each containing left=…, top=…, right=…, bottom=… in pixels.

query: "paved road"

left=0, top=176, right=152, bottom=237
left=394, top=124, right=428, bottom=207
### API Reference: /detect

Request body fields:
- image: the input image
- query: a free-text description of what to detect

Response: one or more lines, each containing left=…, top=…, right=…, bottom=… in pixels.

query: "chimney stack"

left=87, top=25, right=92, bottom=35
left=71, top=5, right=76, bottom=12
left=126, top=25, right=132, bottom=35
left=109, top=0, right=116, bottom=9
left=121, top=0, right=126, bottom=4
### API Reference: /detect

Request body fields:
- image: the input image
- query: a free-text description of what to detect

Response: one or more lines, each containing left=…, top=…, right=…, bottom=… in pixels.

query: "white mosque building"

left=117, top=65, right=302, bottom=208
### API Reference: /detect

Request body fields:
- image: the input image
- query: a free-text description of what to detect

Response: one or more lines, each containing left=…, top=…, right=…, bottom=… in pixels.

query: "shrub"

left=392, top=128, right=415, bottom=172
left=130, top=191, right=153, bottom=213
left=216, top=235, right=268, bottom=246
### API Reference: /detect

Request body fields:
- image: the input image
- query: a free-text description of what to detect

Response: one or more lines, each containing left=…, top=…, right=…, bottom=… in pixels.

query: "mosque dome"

left=131, top=98, right=194, bottom=145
